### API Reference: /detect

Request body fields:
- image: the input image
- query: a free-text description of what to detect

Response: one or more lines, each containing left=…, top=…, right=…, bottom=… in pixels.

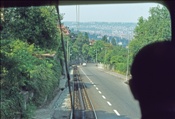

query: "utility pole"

left=96, top=49, right=97, bottom=63
left=104, top=48, right=106, bottom=64
left=125, top=46, right=129, bottom=81
left=67, top=39, right=69, bottom=64
left=68, top=46, right=71, bottom=65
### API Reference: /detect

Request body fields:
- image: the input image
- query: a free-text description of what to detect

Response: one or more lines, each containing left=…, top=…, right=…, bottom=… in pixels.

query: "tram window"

left=1, top=2, right=172, bottom=119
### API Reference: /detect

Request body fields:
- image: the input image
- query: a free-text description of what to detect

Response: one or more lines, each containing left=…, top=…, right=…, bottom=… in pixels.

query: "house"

left=89, top=39, right=95, bottom=46
left=58, top=24, right=70, bottom=35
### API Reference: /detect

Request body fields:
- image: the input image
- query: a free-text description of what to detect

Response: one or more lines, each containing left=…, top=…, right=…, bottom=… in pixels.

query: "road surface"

left=79, top=63, right=141, bottom=119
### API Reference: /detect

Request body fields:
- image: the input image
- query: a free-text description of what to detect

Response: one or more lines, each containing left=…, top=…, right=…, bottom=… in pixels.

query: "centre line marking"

left=80, top=67, right=120, bottom=117
left=107, top=101, right=112, bottom=106
left=80, top=68, right=93, bottom=83
left=96, top=87, right=98, bottom=90
left=98, top=91, right=102, bottom=94
left=102, top=95, right=106, bottom=99
left=113, top=109, right=120, bottom=116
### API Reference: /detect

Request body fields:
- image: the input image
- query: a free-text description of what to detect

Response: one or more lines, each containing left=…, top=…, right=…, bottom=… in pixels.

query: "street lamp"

left=126, top=46, right=130, bottom=81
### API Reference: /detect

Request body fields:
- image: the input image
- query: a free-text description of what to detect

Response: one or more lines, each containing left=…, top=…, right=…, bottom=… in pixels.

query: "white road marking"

left=98, top=91, right=102, bottom=94
left=113, top=109, right=120, bottom=116
left=80, top=67, right=120, bottom=117
left=102, top=95, right=106, bottom=99
left=107, top=101, right=112, bottom=106
left=80, top=68, right=93, bottom=82
left=96, top=87, right=99, bottom=90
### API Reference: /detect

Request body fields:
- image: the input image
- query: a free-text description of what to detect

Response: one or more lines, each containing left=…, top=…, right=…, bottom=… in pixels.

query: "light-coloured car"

left=82, top=63, right=86, bottom=66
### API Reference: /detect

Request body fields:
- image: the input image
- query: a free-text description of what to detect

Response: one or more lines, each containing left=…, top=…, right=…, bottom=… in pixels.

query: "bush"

left=0, top=40, right=61, bottom=118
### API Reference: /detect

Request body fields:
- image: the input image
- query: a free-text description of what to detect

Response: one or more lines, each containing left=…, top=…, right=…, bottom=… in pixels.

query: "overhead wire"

left=76, top=5, right=80, bottom=31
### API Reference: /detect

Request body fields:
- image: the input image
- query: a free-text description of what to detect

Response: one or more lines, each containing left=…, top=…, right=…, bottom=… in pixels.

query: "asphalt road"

left=78, top=63, right=141, bottom=119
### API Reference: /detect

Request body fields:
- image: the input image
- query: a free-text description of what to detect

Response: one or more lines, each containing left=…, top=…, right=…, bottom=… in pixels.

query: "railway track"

left=72, top=66, right=97, bottom=119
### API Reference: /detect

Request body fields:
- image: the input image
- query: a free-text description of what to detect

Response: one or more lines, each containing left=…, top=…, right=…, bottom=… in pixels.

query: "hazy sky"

left=60, top=3, right=162, bottom=23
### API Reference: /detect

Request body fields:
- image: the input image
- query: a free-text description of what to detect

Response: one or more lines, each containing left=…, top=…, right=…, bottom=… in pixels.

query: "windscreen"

left=0, top=3, right=171, bottom=119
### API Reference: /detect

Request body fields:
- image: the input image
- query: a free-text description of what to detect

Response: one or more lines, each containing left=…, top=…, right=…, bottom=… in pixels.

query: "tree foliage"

left=1, top=6, right=60, bottom=50
left=102, top=35, right=108, bottom=43
left=129, top=5, right=171, bottom=58
left=111, top=38, right=117, bottom=46
left=1, top=6, right=62, bottom=118
left=68, top=32, right=90, bottom=63
left=128, top=5, right=171, bottom=76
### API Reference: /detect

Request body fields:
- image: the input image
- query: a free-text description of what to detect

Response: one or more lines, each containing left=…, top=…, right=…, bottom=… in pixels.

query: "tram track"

left=72, top=66, right=97, bottom=119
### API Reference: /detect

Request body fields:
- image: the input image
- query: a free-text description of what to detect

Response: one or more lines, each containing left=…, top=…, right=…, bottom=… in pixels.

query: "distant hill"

left=63, top=21, right=137, bottom=47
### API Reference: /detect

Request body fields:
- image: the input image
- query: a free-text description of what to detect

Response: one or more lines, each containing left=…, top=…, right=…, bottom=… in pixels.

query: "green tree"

left=129, top=5, right=171, bottom=58
left=1, top=39, right=61, bottom=118
left=1, top=6, right=60, bottom=50
left=102, top=35, right=108, bottom=43
left=82, top=43, right=90, bottom=61
left=70, top=32, right=91, bottom=63
left=92, top=40, right=105, bottom=62
left=1, top=6, right=63, bottom=118
left=111, top=38, right=117, bottom=46
left=84, top=32, right=90, bottom=44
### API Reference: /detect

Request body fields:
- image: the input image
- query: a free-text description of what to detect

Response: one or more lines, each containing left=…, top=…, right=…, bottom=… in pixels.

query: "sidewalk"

left=97, top=64, right=131, bottom=81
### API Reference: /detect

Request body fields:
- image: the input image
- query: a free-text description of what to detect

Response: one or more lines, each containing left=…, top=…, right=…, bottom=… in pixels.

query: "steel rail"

left=77, top=79, right=85, bottom=119
left=81, top=82, right=98, bottom=119
left=72, top=66, right=97, bottom=119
